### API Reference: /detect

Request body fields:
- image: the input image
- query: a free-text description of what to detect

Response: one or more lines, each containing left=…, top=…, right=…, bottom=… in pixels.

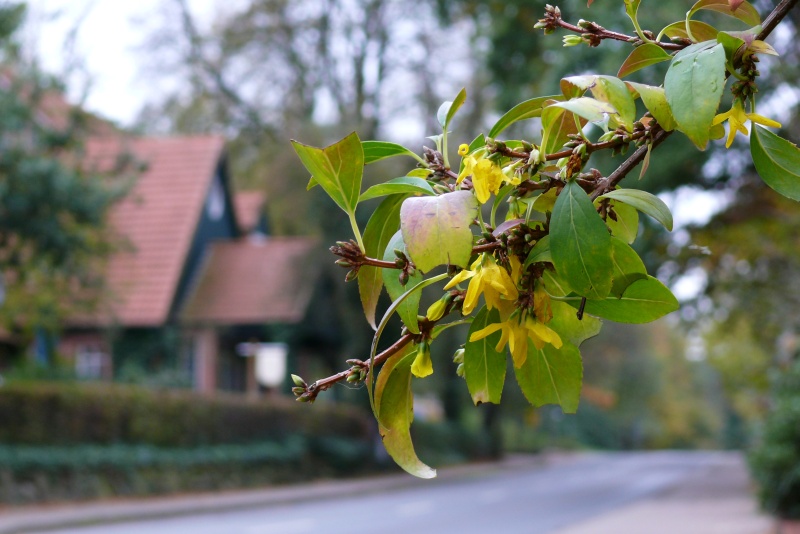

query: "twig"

left=299, top=333, right=414, bottom=402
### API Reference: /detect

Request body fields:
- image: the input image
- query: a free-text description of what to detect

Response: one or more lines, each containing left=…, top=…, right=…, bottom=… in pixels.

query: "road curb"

left=0, top=454, right=551, bottom=533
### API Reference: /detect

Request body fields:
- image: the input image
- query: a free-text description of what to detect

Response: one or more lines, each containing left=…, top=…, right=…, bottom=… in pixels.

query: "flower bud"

left=456, top=363, right=465, bottom=378
left=452, top=348, right=465, bottom=364
left=291, top=374, right=307, bottom=387
left=562, top=35, right=584, bottom=47
left=425, top=297, right=448, bottom=322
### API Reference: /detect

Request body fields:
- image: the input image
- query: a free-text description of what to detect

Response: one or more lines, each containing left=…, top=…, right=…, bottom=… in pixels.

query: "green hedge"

left=750, top=384, right=800, bottom=518
left=0, top=438, right=374, bottom=503
left=0, top=382, right=371, bottom=447
left=0, top=382, right=381, bottom=503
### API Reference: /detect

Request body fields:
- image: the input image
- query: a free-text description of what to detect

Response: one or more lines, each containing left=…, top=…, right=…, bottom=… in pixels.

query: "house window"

left=75, top=344, right=110, bottom=379
left=206, top=176, right=225, bottom=221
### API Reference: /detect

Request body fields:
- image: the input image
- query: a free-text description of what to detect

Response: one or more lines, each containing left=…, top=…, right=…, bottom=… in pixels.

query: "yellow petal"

left=457, top=156, right=476, bottom=184
left=469, top=322, right=505, bottom=342
left=462, top=275, right=483, bottom=315
left=444, top=268, right=475, bottom=290
left=748, top=113, right=782, bottom=129
left=724, top=122, right=737, bottom=148
left=509, top=325, right=529, bottom=368
left=711, top=109, right=732, bottom=126
left=411, top=348, right=433, bottom=378
left=473, top=173, right=491, bottom=204
left=495, top=324, right=511, bottom=353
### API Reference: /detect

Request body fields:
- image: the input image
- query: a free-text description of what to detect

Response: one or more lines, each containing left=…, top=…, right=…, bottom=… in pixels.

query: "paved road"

left=25, top=451, right=770, bottom=534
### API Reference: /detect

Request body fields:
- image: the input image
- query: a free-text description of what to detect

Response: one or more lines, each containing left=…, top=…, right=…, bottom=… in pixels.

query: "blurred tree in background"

left=0, top=2, right=125, bottom=339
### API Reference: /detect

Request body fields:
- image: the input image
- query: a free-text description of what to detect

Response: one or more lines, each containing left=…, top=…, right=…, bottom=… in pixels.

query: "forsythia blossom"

left=469, top=314, right=563, bottom=368
left=712, top=100, right=781, bottom=148
left=444, top=254, right=518, bottom=316
left=411, top=342, right=433, bottom=378
left=457, top=144, right=506, bottom=204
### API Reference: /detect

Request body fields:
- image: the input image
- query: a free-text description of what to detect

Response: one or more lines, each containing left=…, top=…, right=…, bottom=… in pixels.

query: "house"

left=59, top=135, right=317, bottom=394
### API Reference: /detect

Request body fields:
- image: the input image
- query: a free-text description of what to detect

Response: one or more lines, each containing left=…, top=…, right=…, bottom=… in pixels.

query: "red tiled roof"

left=76, top=135, right=226, bottom=326
left=180, top=238, right=317, bottom=325
left=233, top=191, right=265, bottom=233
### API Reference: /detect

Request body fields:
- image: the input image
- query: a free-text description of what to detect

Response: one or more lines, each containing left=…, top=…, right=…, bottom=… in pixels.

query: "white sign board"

left=255, top=343, right=288, bottom=387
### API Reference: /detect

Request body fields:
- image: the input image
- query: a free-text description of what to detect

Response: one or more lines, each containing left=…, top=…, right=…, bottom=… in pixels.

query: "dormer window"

left=206, top=176, right=225, bottom=221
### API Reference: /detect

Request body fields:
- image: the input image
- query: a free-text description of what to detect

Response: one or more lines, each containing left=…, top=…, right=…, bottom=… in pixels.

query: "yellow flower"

left=712, top=100, right=781, bottom=148
left=470, top=314, right=563, bottom=368
left=411, top=343, right=433, bottom=378
left=458, top=143, right=470, bottom=156
left=457, top=152, right=505, bottom=204
left=444, top=254, right=518, bottom=316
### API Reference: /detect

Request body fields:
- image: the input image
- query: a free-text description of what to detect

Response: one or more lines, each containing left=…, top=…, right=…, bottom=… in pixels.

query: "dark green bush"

left=0, top=382, right=379, bottom=503
left=750, top=363, right=800, bottom=519
left=0, top=438, right=375, bottom=503
left=0, top=382, right=371, bottom=446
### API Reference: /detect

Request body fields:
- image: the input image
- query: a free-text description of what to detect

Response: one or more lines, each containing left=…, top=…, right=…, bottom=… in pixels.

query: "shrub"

left=750, top=364, right=800, bottom=518
left=0, top=381, right=378, bottom=502
left=0, top=382, right=371, bottom=447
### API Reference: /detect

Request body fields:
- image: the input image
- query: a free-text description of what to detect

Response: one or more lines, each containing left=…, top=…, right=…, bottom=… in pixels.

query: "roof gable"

left=82, top=135, right=226, bottom=326
left=180, top=238, right=317, bottom=325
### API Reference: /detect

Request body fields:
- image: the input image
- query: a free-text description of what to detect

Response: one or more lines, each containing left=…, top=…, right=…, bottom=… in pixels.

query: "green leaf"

left=291, top=132, right=363, bottom=214
left=618, top=44, right=673, bottom=79
left=664, top=42, right=726, bottom=149
left=400, top=191, right=478, bottom=273
left=382, top=231, right=424, bottom=334
left=626, top=82, right=678, bottom=132
left=515, top=341, right=582, bottom=413
left=549, top=301, right=602, bottom=347
left=598, top=189, right=674, bottom=231
left=375, top=347, right=436, bottom=479
left=750, top=126, right=800, bottom=201
left=589, top=76, right=637, bottom=131
left=561, top=76, right=635, bottom=130
left=359, top=177, right=436, bottom=203
left=523, top=235, right=552, bottom=269
left=610, top=237, right=648, bottom=297
left=532, top=188, right=558, bottom=213
left=489, top=95, right=561, bottom=138
left=605, top=200, right=639, bottom=244
left=687, top=0, right=760, bottom=27
left=716, top=31, right=745, bottom=61
left=660, top=20, right=719, bottom=43
left=541, top=102, right=585, bottom=155
left=363, top=141, right=419, bottom=165
left=569, top=275, right=679, bottom=323
left=624, top=0, right=642, bottom=23
left=359, top=195, right=406, bottom=329
left=464, top=307, right=506, bottom=405
left=430, top=318, right=472, bottom=339
left=560, top=76, right=596, bottom=98
left=306, top=176, right=318, bottom=190
left=550, top=180, right=613, bottom=300
left=550, top=97, right=619, bottom=125
left=542, top=269, right=573, bottom=298
left=437, top=88, right=467, bottom=128
left=407, top=168, right=433, bottom=178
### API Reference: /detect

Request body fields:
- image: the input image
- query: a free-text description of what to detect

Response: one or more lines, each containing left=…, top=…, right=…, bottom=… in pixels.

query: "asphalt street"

left=26, top=451, right=766, bottom=534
